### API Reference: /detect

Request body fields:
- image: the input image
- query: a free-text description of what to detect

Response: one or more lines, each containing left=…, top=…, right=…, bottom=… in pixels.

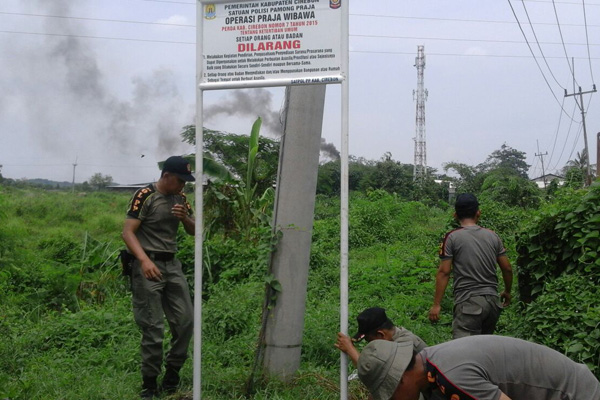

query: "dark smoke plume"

left=320, top=138, right=340, bottom=160
left=205, top=89, right=284, bottom=136
left=4, top=0, right=192, bottom=181
left=206, top=87, right=340, bottom=160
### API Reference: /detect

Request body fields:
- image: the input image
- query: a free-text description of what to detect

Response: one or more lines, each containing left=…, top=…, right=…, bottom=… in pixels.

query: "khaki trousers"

left=452, top=294, right=502, bottom=339
left=131, top=257, right=193, bottom=377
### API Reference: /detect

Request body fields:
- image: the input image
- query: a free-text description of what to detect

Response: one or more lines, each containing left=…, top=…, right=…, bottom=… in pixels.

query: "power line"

left=4, top=9, right=600, bottom=50
left=565, top=85, right=597, bottom=185
left=351, top=49, right=600, bottom=59
left=352, top=33, right=600, bottom=47
left=133, top=0, right=600, bottom=5
left=0, top=29, right=195, bottom=45
left=3, top=29, right=600, bottom=62
left=523, top=0, right=600, bottom=4
left=545, top=96, right=568, bottom=170
left=530, top=153, right=541, bottom=176
left=0, top=11, right=195, bottom=27
left=548, top=100, right=580, bottom=171
left=567, top=123, right=584, bottom=163
left=519, top=0, right=565, bottom=89
left=582, top=0, right=597, bottom=83
left=5, top=9, right=600, bottom=29
left=353, top=13, right=600, bottom=28
left=2, top=162, right=158, bottom=169
left=139, top=0, right=194, bottom=4
left=552, top=0, right=581, bottom=88
left=7, top=9, right=600, bottom=48
left=507, top=0, right=579, bottom=122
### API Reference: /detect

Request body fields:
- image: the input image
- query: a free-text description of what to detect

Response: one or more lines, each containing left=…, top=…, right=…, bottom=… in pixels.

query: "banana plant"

left=233, top=117, right=275, bottom=239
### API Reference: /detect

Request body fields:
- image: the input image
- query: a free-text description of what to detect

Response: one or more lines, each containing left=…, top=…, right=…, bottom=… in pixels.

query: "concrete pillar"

left=262, top=85, right=326, bottom=380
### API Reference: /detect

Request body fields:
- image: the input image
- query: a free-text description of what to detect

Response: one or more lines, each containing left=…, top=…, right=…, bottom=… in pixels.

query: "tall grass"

left=0, top=186, right=539, bottom=399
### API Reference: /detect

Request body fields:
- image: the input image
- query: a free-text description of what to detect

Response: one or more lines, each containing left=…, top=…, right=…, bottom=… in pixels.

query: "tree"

left=192, top=118, right=276, bottom=240
left=563, top=167, right=585, bottom=189
left=316, top=156, right=376, bottom=196
left=443, top=162, right=485, bottom=194
left=480, top=143, right=530, bottom=178
left=479, top=170, right=541, bottom=208
left=88, top=173, right=113, bottom=190
left=561, top=149, right=596, bottom=182
left=316, top=159, right=340, bottom=196
left=358, top=153, right=415, bottom=198
left=180, top=125, right=279, bottom=194
left=444, top=144, right=532, bottom=199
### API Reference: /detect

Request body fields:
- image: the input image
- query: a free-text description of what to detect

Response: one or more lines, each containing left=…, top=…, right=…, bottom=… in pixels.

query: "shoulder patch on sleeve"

left=439, top=227, right=462, bottom=258
left=425, top=358, right=476, bottom=400
left=127, top=184, right=155, bottom=219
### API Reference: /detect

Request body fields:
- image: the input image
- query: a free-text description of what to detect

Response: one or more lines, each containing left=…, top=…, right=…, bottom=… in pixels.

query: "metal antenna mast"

left=413, top=45, right=428, bottom=182
left=71, top=156, right=78, bottom=193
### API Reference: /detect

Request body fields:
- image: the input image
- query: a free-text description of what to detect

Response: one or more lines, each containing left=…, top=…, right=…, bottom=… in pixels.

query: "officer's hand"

left=334, top=332, right=354, bottom=354
left=171, top=204, right=189, bottom=221
left=500, top=291, right=511, bottom=307
left=428, top=304, right=441, bottom=323
left=141, top=259, right=162, bottom=281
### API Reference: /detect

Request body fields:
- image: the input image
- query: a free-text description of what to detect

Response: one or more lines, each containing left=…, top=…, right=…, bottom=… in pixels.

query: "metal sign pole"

left=340, top=1, right=349, bottom=399
left=194, top=2, right=204, bottom=399
left=195, top=1, right=347, bottom=398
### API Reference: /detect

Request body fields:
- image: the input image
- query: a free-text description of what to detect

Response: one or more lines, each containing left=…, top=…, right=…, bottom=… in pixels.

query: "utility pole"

left=535, top=140, right=548, bottom=189
left=413, top=45, right=428, bottom=182
left=71, top=157, right=78, bottom=193
left=564, top=84, right=597, bottom=186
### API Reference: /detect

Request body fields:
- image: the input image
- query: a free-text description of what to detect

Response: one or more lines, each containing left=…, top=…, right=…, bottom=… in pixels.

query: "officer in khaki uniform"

left=358, top=336, right=600, bottom=400
left=122, top=156, right=195, bottom=399
left=335, top=307, right=427, bottom=367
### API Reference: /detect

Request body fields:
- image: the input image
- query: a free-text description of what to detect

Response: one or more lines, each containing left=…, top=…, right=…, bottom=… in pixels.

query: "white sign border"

left=198, top=0, right=346, bottom=90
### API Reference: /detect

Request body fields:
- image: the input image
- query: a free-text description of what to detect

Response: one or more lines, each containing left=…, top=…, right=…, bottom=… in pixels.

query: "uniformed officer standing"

left=122, top=156, right=195, bottom=399
left=429, top=193, right=513, bottom=338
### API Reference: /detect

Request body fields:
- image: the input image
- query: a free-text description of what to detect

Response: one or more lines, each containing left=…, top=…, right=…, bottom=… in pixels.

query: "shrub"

left=37, top=232, right=81, bottom=264
left=516, top=185, right=599, bottom=301
left=179, top=225, right=275, bottom=298
left=348, top=192, right=398, bottom=248
left=513, top=273, right=600, bottom=375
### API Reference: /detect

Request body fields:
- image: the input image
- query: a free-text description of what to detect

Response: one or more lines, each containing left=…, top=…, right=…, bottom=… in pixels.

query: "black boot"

left=160, top=366, right=181, bottom=394
left=141, top=376, right=158, bottom=399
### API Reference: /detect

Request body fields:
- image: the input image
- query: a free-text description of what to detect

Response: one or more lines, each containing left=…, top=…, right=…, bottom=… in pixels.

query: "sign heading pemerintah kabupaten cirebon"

left=200, top=0, right=344, bottom=89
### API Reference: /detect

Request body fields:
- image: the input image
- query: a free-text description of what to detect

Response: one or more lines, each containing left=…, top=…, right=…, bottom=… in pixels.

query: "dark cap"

left=353, top=307, right=391, bottom=342
left=163, top=156, right=195, bottom=182
left=454, top=193, right=479, bottom=215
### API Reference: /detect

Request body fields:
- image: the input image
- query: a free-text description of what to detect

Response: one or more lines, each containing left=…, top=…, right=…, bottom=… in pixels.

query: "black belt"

left=145, top=251, right=175, bottom=262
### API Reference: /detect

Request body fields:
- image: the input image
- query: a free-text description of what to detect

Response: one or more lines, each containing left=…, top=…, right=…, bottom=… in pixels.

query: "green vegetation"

left=2, top=133, right=599, bottom=399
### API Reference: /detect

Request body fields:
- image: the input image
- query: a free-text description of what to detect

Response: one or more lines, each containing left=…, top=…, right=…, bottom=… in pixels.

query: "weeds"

left=1, top=185, right=598, bottom=399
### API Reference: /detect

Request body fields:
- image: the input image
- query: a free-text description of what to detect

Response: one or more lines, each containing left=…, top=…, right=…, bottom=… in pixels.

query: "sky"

left=0, top=0, right=598, bottom=184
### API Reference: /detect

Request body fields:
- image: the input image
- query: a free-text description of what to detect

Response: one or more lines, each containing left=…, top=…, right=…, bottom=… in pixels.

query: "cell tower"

left=413, top=45, right=428, bottom=182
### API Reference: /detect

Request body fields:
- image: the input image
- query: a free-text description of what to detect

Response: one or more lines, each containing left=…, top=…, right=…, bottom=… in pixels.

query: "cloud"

left=155, top=15, right=190, bottom=29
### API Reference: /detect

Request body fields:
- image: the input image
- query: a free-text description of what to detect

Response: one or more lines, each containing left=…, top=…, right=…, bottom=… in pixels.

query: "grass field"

left=0, top=185, right=593, bottom=399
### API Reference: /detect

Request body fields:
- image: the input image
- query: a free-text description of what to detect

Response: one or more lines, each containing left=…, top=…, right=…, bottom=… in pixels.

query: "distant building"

left=106, top=183, right=151, bottom=192
left=531, top=174, right=565, bottom=189
left=107, top=178, right=204, bottom=193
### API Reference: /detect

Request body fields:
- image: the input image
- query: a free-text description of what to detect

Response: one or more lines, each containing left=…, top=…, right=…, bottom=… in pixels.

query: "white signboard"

left=200, top=0, right=344, bottom=89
